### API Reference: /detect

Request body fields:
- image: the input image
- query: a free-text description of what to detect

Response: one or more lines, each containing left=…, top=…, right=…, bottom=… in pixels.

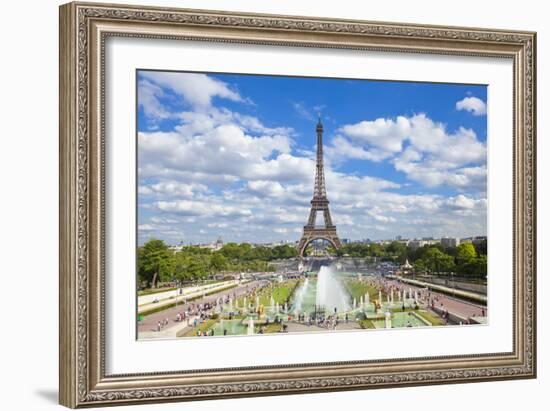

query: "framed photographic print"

left=59, top=2, right=537, bottom=408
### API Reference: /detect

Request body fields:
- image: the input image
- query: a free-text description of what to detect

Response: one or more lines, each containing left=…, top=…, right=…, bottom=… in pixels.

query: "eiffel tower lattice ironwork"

left=297, top=118, right=342, bottom=257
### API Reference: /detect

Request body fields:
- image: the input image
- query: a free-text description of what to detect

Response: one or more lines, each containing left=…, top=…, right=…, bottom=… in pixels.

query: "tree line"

left=138, top=240, right=298, bottom=288
left=138, top=238, right=487, bottom=288
left=335, top=240, right=487, bottom=278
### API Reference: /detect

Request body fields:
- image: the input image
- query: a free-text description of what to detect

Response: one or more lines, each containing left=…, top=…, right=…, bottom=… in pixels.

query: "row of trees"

left=138, top=240, right=298, bottom=288
left=335, top=240, right=487, bottom=278
left=138, top=238, right=487, bottom=287
left=411, top=242, right=487, bottom=278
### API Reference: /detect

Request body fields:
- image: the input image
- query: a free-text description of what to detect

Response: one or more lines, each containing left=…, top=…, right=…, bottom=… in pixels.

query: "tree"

left=387, top=241, right=406, bottom=255
left=456, top=242, right=483, bottom=277
left=474, top=239, right=487, bottom=256
left=413, top=258, right=427, bottom=272
left=368, top=243, right=383, bottom=257
left=137, top=239, right=174, bottom=288
left=220, top=242, right=251, bottom=260
left=271, top=245, right=298, bottom=259
left=423, top=247, right=455, bottom=274
left=470, top=255, right=488, bottom=277
left=210, top=252, right=228, bottom=272
left=187, top=257, right=208, bottom=279
left=457, top=254, right=487, bottom=278
left=173, top=253, right=193, bottom=282
left=456, top=242, right=477, bottom=263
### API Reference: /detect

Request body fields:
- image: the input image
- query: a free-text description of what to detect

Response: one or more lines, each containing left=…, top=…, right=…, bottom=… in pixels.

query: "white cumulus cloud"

left=332, top=114, right=486, bottom=190
left=140, top=71, right=247, bottom=110
left=456, top=96, right=487, bottom=116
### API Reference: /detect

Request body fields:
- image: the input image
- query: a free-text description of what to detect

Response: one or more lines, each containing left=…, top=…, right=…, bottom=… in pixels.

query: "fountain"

left=247, top=317, right=254, bottom=335
left=315, top=266, right=350, bottom=314
left=293, top=278, right=309, bottom=316
left=385, top=311, right=392, bottom=329
left=365, top=293, right=369, bottom=305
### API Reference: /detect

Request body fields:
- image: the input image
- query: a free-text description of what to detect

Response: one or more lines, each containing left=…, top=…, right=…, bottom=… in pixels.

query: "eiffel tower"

left=297, top=118, right=342, bottom=257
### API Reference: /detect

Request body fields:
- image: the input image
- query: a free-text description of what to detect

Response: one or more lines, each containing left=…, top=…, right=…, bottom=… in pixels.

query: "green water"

left=210, top=319, right=248, bottom=336
left=372, top=312, right=427, bottom=329
left=291, top=278, right=414, bottom=317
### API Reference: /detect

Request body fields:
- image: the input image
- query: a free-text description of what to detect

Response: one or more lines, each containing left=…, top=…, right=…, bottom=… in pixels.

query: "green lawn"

left=235, top=280, right=299, bottom=308
left=262, top=323, right=283, bottom=334
left=416, top=310, right=446, bottom=326
left=183, top=319, right=217, bottom=337
left=358, top=319, right=375, bottom=329
left=345, top=279, right=387, bottom=303
left=137, top=287, right=177, bottom=296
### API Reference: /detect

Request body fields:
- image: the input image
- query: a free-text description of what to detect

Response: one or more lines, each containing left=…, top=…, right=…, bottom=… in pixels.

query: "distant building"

left=194, top=236, right=224, bottom=251
left=440, top=237, right=460, bottom=248
left=408, top=238, right=438, bottom=250
left=472, top=236, right=487, bottom=244
left=460, top=236, right=487, bottom=245
left=408, top=240, right=424, bottom=250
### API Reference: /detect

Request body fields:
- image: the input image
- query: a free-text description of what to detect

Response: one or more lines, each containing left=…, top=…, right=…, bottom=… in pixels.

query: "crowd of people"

left=151, top=274, right=487, bottom=337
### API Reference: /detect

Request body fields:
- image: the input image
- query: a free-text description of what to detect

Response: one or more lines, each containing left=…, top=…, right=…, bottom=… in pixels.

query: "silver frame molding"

left=59, top=2, right=537, bottom=408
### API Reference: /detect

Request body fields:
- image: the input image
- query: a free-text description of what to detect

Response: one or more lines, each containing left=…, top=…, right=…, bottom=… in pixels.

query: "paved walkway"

left=285, top=320, right=361, bottom=333
left=285, top=322, right=325, bottom=333
left=137, top=280, right=265, bottom=336
left=138, top=280, right=240, bottom=313
left=334, top=321, right=361, bottom=330
left=384, top=278, right=487, bottom=320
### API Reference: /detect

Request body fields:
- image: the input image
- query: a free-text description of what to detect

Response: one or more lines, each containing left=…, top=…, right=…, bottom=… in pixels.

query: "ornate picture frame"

left=59, top=1, right=536, bottom=408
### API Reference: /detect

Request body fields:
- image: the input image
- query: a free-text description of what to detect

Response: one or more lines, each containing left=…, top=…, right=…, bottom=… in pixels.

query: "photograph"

left=136, top=70, right=488, bottom=340
left=54, top=1, right=537, bottom=407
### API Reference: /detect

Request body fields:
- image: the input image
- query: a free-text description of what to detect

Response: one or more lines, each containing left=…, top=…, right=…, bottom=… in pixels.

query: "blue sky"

left=137, top=70, right=487, bottom=245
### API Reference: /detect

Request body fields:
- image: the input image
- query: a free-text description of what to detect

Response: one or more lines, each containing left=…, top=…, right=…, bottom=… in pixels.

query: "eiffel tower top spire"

left=313, top=117, right=327, bottom=199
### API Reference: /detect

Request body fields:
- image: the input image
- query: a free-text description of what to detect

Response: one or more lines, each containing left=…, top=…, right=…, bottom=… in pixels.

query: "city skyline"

left=166, top=234, right=486, bottom=249
left=137, top=70, right=487, bottom=245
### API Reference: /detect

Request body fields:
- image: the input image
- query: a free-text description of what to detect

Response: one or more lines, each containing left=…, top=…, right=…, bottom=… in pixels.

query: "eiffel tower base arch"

left=298, top=227, right=342, bottom=257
